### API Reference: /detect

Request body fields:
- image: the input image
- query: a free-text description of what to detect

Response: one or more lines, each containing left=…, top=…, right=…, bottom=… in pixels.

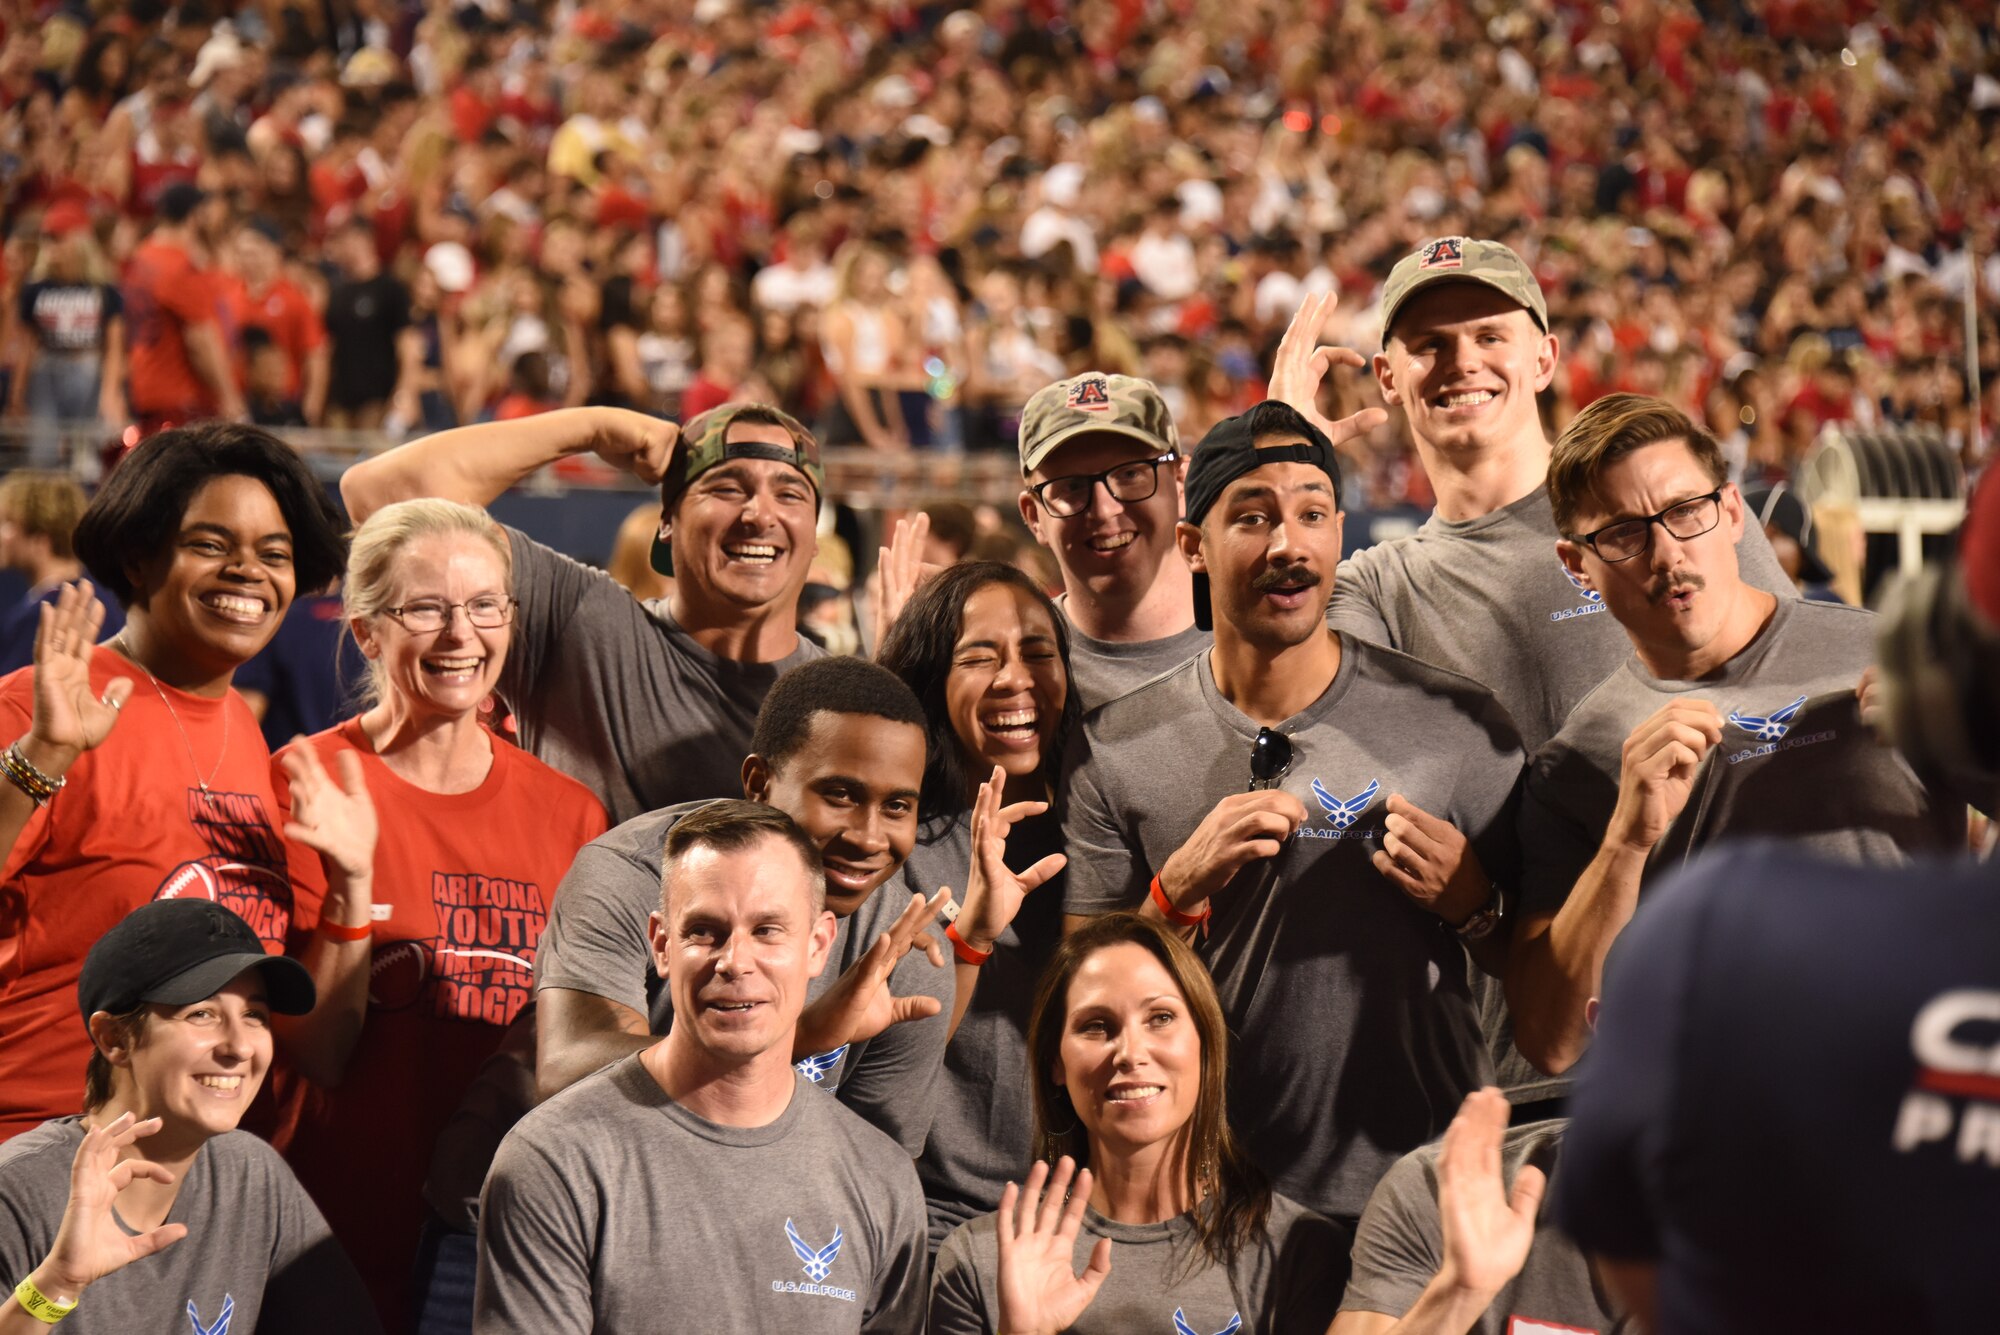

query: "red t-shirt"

left=123, top=237, right=219, bottom=415
left=222, top=276, right=327, bottom=398
left=0, top=648, right=288, bottom=1141
left=265, top=719, right=607, bottom=1320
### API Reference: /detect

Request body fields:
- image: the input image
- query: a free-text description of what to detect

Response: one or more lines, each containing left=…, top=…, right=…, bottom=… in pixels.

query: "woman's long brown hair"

left=1025, top=912, right=1271, bottom=1272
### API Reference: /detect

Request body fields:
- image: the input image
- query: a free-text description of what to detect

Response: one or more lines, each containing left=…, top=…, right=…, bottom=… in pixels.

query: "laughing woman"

left=877, top=560, right=1078, bottom=1250
left=928, top=913, right=1347, bottom=1335
left=0, top=424, right=349, bottom=1142
left=266, top=499, right=607, bottom=1331
left=0, top=901, right=382, bottom=1333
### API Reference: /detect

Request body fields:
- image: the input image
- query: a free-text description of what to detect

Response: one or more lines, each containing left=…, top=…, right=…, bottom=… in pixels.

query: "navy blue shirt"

left=0, top=582, right=122, bottom=676
left=1558, top=842, right=2000, bottom=1333
left=233, top=592, right=366, bottom=749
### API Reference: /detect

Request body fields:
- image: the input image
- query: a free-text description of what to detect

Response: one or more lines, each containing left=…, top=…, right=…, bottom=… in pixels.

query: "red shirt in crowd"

left=123, top=235, right=220, bottom=416
left=220, top=274, right=327, bottom=398
left=0, top=648, right=291, bottom=1142
left=264, top=718, right=607, bottom=1323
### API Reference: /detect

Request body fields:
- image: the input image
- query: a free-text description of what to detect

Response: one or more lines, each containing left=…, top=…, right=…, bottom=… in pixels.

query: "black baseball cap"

left=1182, top=401, right=1343, bottom=632
left=78, top=900, right=316, bottom=1024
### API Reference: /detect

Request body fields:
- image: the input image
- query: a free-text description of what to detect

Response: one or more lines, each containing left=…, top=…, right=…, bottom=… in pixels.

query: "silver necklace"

left=113, top=635, right=230, bottom=796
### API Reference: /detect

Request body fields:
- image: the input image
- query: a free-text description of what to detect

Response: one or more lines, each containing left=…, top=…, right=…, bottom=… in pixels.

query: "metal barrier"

left=1799, top=423, right=1968, bottom=575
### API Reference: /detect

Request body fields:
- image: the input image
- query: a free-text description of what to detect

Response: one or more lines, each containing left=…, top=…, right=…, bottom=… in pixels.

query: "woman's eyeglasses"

left=382, top=596, right=518, bottom=633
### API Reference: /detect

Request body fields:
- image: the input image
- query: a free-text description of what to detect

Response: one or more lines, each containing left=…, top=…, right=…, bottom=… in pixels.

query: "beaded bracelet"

left=0, top=743, right=64, bottom=806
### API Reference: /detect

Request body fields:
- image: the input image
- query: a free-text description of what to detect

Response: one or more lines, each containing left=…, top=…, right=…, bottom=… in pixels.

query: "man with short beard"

left=1060, top=401, right=1527, bottom=1231
left=1505, top=393, right=1967, bottom=1076
left=340, top=403, right=826, bottom=823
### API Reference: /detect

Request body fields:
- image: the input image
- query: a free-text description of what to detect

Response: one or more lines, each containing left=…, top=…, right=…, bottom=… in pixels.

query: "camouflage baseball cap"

left=650, top=402, right=824, bottom=577
left=1378, top=237, right=1549, bottom=348
left=1018, top=372, right=1179, bottom=476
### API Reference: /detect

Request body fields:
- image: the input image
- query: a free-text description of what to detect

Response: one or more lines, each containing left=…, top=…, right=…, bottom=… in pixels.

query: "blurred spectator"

left=7, top=204, right=125, bottom=464
left=678, top=317, right=760, bottom=420
left=821, top=240, right=911, bottom=450
left=220, top=217, right=327, bottom=426
left=322, top=218, right=409, bottom=429
left=123, top=182, right=243, bottom=432
left=0, top=471, right=121, bottom=675
left=605, top=502, right=673, bottom=603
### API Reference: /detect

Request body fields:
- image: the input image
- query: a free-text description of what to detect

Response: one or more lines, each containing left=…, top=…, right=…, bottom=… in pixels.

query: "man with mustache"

left=1505, top=393, right=1968, bottom=1076
left=1060, top=402, right=1529, bottom=1232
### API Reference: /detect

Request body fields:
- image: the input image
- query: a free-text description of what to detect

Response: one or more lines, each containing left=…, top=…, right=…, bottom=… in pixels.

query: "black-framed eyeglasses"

left=1572, top=490, right=1724, bottom=564
left=1029, top=453, right=1180, bottom=519
left=1249, top=727, right=1293, bottom=791
left=382, top=595, right=518, bottom=633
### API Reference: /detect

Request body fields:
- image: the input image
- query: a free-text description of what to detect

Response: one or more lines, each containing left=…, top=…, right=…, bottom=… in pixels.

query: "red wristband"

left=945, top=921, right=992, bottom=966
left=1150, top=872, right=1210, bottom=928
left=316, top=916, right=373, bottom=943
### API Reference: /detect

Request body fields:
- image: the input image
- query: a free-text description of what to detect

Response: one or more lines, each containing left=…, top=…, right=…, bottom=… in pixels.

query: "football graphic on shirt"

left=368, top=940, right=430, bottom=1011
left=154, top=855, right=292, bottom=951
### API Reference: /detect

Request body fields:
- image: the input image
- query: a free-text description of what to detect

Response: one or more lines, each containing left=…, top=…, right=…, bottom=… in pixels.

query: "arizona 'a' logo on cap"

left=1067, top=375, right=1112, bottom=411
left=1419, top=237, right=1464, bottom=270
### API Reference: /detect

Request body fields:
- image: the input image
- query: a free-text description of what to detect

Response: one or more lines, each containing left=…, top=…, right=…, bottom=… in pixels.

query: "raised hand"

left=279, top=747, right=379, bottom=887
left=588, top=408, right=681, bottom=486
left=793, top=887, right=950, bottom=1058
left=33, top=1113, right=189, bottom=1300
left=956, top=765, right=1068, bottom=954
left=1434, top=1088, right=1544, bottom=1299
left=1607, top=699, right=1722, bottom=854
left=996, top=1157, right=1112, bottom=1335
left=1268, top=291, right=1391, bottom=447
left=1372, top=794, right=1491, bottom=925
left=28, top=582, right=131, bottom=763
left=867, top=512, right=943, bottom=649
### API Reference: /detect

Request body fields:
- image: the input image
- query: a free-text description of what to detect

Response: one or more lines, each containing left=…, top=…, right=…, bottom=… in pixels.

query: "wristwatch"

left=1452, top=884, right=1506, bottom=942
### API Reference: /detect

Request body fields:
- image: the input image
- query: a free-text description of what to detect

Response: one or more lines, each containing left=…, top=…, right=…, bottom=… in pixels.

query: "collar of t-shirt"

left=1618, top=592, right=1795, bottom=696
left=1414, top=481, right=1555, bottom=541
left=1193, top=635, right=1353, bottom=743
left=1054, top=594, right=1206, bottom=663
left=610, top=1050, right=815, bottom=1149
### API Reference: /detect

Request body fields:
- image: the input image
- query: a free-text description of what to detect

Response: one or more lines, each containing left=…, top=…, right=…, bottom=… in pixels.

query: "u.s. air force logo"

left=772, top=1218, right=857, bottom=1303
left=1724, top=694, right=1833, bottom=765
left=795, top=1044, right=849, bottom=1084
left=1296, top=778, right=1382, bottom=841
left=1550, top=563, right=1606, bottom=623
left=1173, top=1309, right=1243, bottom=1335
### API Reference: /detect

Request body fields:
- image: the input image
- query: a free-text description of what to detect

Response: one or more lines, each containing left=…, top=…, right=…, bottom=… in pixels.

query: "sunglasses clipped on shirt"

left=1249, top=727, right=1293, bottom=791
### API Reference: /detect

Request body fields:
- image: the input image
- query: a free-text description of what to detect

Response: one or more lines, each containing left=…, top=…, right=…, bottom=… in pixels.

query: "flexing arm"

left=339, top=406, right=678, bottom=525
left=534, top=987, right=652, bottom=1102
left=1506, top=701, right=1720, bottom=1073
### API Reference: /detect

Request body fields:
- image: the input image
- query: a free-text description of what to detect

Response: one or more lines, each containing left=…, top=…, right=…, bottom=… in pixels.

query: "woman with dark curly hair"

left=929, top=912, right=1348, bottom=1335
left=0, top=423, right=366, bottom=1142
left=877, top=559, right=1078, bottom=1250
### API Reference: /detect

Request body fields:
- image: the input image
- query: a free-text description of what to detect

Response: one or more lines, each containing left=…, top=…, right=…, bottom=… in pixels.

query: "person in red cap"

left=122, top=182, right=244, bottom=436
left=7, top=205, right=126, bottom=463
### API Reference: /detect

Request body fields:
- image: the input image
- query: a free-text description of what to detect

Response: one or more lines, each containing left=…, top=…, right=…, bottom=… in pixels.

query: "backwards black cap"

left=78, top=900, right=316, bottom=1025
left=1183, top=402, right=1342, bottom=631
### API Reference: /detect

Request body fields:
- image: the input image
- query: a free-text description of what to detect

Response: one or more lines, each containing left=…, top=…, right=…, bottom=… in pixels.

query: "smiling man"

left=1016, top=373, right=1207, bottom=710
left=479, top=801, right=928, bottom=1334
left=1060, top=402, right=1527, bottom=1231
left=532, top=656, right=952, bottom=1154
left=340, top=403, right=825, bottom=823
left=1506, top=394, right=1968, bottom=1075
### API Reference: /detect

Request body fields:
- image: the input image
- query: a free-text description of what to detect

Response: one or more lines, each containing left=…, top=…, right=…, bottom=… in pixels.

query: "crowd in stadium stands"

left=0, top=0, right=1992, bottom=504
left=0, top=4, right=1997, bottom=1335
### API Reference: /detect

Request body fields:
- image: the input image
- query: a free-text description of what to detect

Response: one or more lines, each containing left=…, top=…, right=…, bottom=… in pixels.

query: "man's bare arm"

left=534, top=987, right=652, bottom=1102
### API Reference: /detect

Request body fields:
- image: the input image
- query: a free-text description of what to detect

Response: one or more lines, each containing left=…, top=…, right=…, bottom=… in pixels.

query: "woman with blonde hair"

left=266, top=498, right=608, bottom=1331
left=930, top=913, right=1348, bottom=1334
left=822, top=239, right=911, bottom=449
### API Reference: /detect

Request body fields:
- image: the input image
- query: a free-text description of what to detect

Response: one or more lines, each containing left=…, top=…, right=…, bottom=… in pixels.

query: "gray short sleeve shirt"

left=533, top=802, right=952, bottom=1153
left=1060, top=640, right=1526, bottom=1219
left=477, top=1059, right=928, bottom=1335
left=499, top=526, right=825, bottom=823
left=930, top=1194, right=1348, bottom=1335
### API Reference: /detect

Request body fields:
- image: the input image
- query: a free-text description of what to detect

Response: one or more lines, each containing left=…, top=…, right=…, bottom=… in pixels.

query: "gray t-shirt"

left=0, top=1120, right=382, bottom=1335
left=1342, top=1119, right=1631, bottom=1335
left=477, top=1057, right=927, bottom=1335
left=533, top=801, right=952, bottom=1154
left=1520, top=597, right=1966, bottom=923
left=1061, top=640, right=1525, bottom=1221
left=897, top=814, right=1067, bottom=1250
left=1327, top=485, right=1794, bottom=754
left=930, top=1193, right=1348, bottom=1335
left=500, top=527, right=825, bottom=824
left=1058, top=598, right=1211, bottom=713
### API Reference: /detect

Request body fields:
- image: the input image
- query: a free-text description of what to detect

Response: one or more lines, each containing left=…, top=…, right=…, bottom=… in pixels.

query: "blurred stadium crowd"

left=0, top=0, right=1993, bottom=514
